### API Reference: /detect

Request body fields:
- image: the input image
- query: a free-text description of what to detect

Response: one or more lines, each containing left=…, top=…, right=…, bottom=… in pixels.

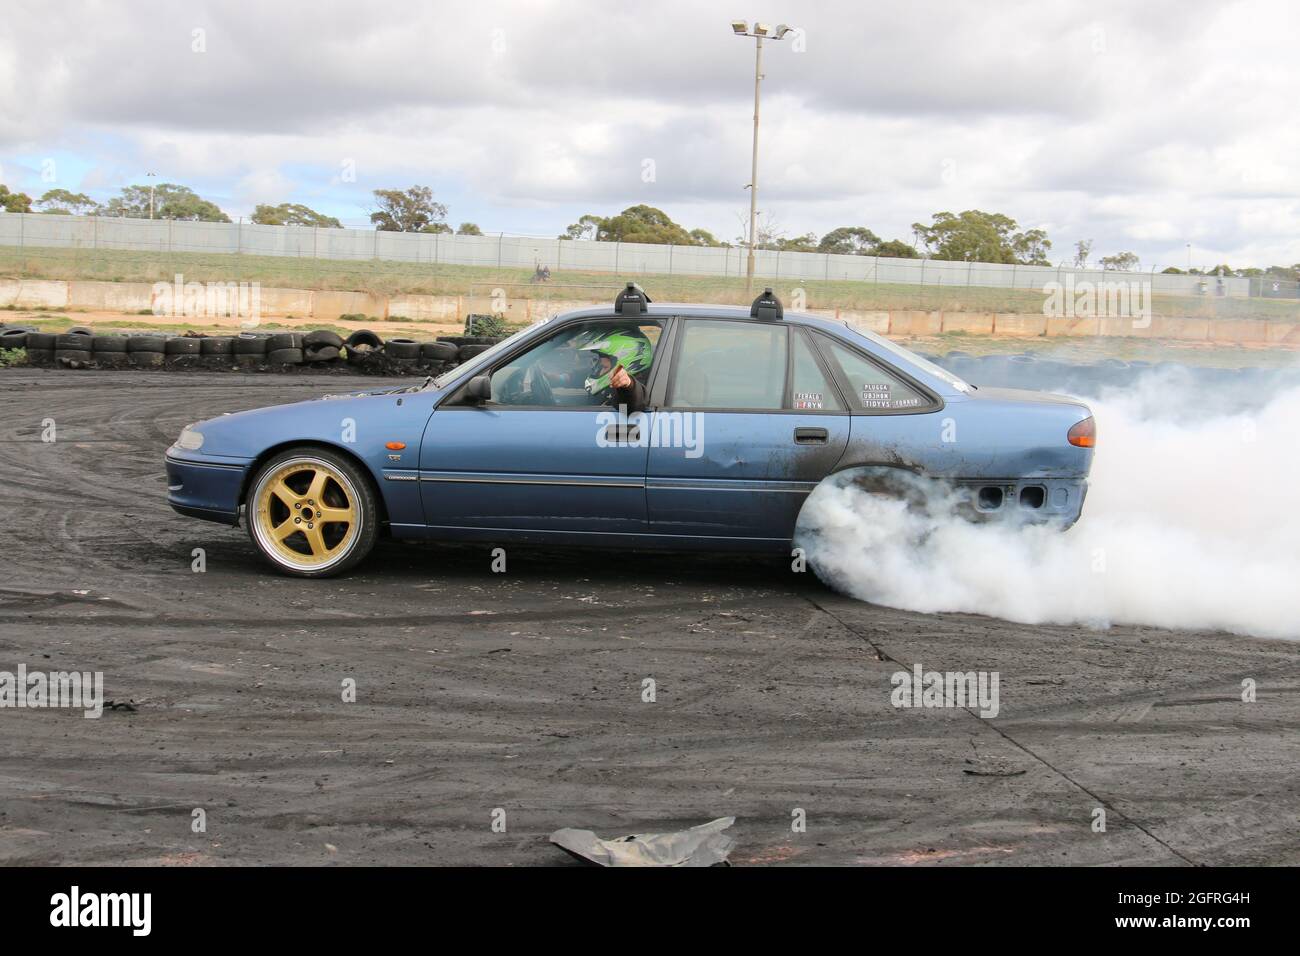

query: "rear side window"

left=670, top=320, right=787, bottom=409
left=820, top=338, right=931, bottom=412
left=791, top=332, right=843, bottom=411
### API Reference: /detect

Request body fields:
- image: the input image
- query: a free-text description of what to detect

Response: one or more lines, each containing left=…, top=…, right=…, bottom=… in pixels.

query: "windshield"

left=430, top=318, right=549, bottom=388
left=849, top=324, right=972, bottom=393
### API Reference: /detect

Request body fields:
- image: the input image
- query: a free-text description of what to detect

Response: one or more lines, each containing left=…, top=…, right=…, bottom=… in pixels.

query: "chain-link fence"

left=4, top=211, right=1291, bottom=296
left=2, top=212, right=1298, bottom=321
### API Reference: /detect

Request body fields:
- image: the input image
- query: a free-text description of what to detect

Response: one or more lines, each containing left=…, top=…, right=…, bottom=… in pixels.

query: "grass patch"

left=3, top=244, right=1297, bottom=322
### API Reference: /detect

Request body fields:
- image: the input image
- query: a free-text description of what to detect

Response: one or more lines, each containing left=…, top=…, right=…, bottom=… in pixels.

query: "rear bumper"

left=953, top=476, right=1088, bottom=527
left=165, top=451, right=249, bottom=526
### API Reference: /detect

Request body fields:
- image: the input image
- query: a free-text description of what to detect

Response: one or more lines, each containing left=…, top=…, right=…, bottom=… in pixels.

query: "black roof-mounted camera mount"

left=750, top=287, right=783, bottom=321
left=614, top=282, right=652, bottom=317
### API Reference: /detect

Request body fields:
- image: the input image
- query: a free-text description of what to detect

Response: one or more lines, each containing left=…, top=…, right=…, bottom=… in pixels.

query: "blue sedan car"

left=166, top=285, right=1095, bottom=577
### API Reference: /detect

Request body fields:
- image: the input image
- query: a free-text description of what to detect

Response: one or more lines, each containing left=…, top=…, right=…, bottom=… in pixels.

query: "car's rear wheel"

left=246, top=449, right=378, bottom=577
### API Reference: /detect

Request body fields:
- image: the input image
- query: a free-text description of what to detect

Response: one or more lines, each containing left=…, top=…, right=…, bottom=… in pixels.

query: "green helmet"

left=577, top=327, right=653, bottom=394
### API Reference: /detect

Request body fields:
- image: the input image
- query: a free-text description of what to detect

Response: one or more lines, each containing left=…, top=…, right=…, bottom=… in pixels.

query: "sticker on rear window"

left=862, top=383, right=922, bottom=409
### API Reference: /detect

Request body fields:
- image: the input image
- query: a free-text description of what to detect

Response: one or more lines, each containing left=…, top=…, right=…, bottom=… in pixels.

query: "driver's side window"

left=487, top=320, right=661, bottom=407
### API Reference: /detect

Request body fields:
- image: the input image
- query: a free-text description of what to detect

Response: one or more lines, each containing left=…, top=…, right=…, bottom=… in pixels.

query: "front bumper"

left=165, top=449, right=251, bottom=525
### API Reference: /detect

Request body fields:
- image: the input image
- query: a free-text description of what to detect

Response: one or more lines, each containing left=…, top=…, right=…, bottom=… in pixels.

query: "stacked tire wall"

left=0, top=323, right=506, bottom=377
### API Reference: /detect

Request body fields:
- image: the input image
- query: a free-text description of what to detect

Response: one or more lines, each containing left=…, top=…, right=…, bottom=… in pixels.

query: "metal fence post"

left=497, top=233, right=503, bottom=270
left=615, top=242, right=620, bottom=275
left=668, top=243, right=673, bottom=275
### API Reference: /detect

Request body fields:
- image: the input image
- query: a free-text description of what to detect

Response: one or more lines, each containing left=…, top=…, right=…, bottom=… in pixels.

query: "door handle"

left=604, top=424, right=640, bottom=443
left=794, top=427, right=829, bottom=444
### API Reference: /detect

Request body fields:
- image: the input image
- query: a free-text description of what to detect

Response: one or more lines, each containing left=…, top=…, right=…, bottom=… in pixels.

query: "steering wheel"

left=493, top=367, right=524, bottom=404
left=493, top=365, right=554, bottom=405
left=522, top=365, right=554, bottom=406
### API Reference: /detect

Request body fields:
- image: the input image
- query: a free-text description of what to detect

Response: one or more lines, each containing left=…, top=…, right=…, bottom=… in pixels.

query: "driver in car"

left=574, top=327, right=653, bottom=413
left=502, top=326, right=654, bottom=410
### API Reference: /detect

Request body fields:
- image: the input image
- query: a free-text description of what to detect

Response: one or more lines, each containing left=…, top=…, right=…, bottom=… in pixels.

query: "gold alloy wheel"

left=251, top=457, right=361, bottom=571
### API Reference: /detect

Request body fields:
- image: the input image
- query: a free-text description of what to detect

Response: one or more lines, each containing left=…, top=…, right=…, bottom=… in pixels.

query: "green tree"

left=456, top=222, right=483, bottom=236
left=911, top=210, right=1051, bottom=265
left=560, top=205, right=695, bottom=245
left=250, top=202, right=341, bottom=227
left=874, top=239, right=918, bottom=259
left=100, top=183, right=230, bottom=221
left=1099, top=251, right=1140, bottom=271
left=559, top=214, right=602, bottom=241
left=816, top=227, right=917, bottom=258
left=36, top=188, right=98, bottom=215
left=1013, top=228, right=1052, bottom=266
left=775, top=232, right=819, bottom=253
left=1073, top=239, right=1093, bottom=268
left=0, top=184, right=33, bottom=213
left=370, top=185, right=447, bottom=232
left=688, top=228, right=721, bottom=247
left=817, top=226, right=881, bottom=255
left=602, top=205, right=695, bottom=244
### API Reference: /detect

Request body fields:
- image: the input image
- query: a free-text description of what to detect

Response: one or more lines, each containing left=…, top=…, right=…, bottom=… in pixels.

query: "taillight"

left=1068, top=416, right=1096, bottom=448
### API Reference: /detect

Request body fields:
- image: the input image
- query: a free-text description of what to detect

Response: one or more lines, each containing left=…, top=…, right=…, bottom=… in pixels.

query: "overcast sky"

left=2, top=0, right=1297, bottom=268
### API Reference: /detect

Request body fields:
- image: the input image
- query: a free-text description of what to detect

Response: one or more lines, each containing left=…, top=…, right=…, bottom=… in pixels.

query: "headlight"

left=176, top=425, right=205, bottom=451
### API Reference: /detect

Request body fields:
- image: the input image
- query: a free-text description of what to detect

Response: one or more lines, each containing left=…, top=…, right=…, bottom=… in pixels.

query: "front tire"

left=246, top=448, right=379, bottom=577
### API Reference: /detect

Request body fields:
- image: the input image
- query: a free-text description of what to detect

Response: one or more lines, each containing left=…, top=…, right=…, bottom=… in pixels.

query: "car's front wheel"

left=246, top=448, right=379, bottom=577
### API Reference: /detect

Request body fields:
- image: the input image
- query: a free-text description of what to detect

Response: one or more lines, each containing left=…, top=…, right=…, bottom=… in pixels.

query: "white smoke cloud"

left=796, top=371, right=1300, bottom=640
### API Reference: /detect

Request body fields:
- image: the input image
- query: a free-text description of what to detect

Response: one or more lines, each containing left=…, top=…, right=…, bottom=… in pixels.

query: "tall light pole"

left=731, top=21, right=793, bottom=296
left=147, top=171, right=157, bottom=220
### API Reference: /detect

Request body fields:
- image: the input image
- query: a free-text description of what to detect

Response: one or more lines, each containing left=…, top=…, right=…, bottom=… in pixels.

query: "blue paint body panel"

left=646, top=410, right=850, bottom=539
left=166, top=303, right=1095, bottom=549
left=419, top=406, right=649, bottom=532
left=165, top=452, right=247, bottom=524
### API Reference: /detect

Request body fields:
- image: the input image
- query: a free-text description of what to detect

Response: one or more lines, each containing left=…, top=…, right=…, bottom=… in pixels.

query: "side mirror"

left=465, top=374, right=492, bottom=403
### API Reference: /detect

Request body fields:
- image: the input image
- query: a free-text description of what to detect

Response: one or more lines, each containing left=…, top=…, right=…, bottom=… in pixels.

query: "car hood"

left=184, top=388, right=437, bottom=460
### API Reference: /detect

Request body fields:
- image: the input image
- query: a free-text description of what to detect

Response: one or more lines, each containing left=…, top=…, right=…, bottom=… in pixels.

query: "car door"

left=644, top=318, right=850, bottom=541
left=418, top=319, right=664, bottom=535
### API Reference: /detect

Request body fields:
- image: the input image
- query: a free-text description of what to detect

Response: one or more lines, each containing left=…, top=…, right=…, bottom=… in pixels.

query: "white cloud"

left=1, top=0, right=1298, bottom=266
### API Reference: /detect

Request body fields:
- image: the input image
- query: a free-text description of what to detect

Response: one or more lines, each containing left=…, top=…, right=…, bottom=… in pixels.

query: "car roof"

left=554, top=301, right=841, bottom=331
